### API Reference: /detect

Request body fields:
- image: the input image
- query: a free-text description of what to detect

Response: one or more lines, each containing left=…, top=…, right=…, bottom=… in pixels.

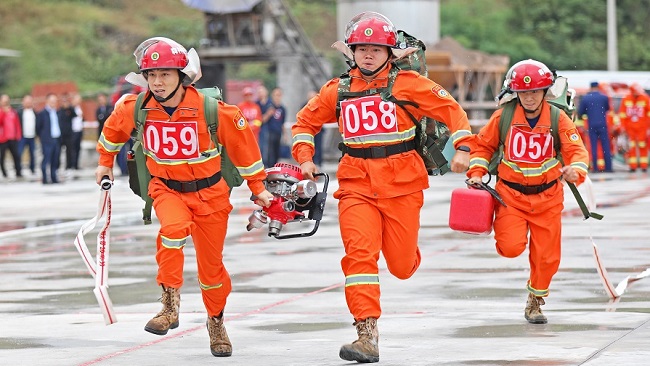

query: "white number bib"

left=143, top=120, right=200, bottom=160
left=506, top=126, right=554, bottom=163
left=340, top=96, right=398, bottom=139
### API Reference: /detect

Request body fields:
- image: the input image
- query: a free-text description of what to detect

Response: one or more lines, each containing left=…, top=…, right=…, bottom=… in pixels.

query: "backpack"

left=337, top=30, right=451, bottom=176
left=128, top=87, right=244, bottom=224
left=488, top=76, right=576, bottom=177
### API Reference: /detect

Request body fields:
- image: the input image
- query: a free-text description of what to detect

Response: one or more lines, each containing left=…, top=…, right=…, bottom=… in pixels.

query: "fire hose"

left=73, top=176, right=116, bottom=325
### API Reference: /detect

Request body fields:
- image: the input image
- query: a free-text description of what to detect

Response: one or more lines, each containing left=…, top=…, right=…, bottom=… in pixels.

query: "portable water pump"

left=246, top=163, right=329, bottom=239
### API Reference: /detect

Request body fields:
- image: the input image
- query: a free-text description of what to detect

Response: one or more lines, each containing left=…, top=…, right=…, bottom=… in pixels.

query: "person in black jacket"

left=58, top=93, right=77, bottom=171
left=95, top=92, right=113, bottom=140
left=35, top=94, right=62, bottom=184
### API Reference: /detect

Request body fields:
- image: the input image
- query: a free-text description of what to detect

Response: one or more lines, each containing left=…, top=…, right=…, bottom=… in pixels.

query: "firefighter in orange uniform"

left=618, top=83, right=650, bottom=172
left=237, top=87, right=263, bottom=141
left=467, top=59, right=589, bottom=324
left=291, top=12, right=472, bottom=363
left=94, top=37, right=273, bottom=357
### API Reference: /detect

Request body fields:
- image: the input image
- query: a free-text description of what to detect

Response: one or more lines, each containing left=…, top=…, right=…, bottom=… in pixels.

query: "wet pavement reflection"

left=0, top=171, right=649, bottom=365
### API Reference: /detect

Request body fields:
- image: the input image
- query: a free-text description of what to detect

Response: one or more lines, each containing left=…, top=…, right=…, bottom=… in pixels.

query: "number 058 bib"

left=340, top=96, right=398, bottom=139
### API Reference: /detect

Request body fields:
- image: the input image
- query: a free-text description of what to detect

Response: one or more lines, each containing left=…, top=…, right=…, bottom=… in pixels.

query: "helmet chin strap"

left=152, top=79, right=182, bottom=103
left=355, top=55, right=391, bottom=76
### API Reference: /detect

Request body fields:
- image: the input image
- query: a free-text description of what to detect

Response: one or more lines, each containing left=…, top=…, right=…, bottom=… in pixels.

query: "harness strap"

left=501, top=178, right=558, bottom=195
left=158, top=171, right=222, bottom=193
left=340, top=140, right=415, bottom=159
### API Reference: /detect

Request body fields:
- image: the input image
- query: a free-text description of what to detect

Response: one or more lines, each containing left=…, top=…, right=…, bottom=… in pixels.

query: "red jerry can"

left=449, top=187, right=495, bottom=235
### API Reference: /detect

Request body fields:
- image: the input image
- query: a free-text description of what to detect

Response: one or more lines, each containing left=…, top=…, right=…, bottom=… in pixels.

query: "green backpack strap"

left=549, top=104, right=561, bottom=161
left=497, top=100, right=517, bottom=147
left=133, top=92, right=153, bottom=225
left=203, top=95, right=244, bottom=191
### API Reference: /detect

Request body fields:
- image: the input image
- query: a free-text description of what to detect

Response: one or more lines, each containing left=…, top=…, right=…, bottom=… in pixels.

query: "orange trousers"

left=493, top=180, right=564, bottom=297
left=626, top=127, right=648, bottom=169
left=150, top=179, right=233, bottom=317
left=336, top=190, right=423, bottom=321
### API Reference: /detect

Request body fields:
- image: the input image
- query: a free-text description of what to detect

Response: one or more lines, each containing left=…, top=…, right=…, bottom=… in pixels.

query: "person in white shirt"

left=18, top=95, right=37, bottom=175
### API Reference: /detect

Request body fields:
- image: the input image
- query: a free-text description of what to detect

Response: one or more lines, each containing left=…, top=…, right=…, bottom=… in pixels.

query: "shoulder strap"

left=550, top=104, right=561, bottom=153
left=498, top=101, right=563, bottom=158
left=132, top=91, right=153, bottom=225
left=336, top=73, right=381, bottom=120
left=203, top=94, right=219, bottom=146
left=383, top=67, right=420, bottom=125
left=133, top=92, right=147, bottom=137
left=497, top=100, right=517, bottom=146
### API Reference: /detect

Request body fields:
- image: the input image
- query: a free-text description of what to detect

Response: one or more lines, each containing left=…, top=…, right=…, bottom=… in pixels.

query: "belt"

left=340, top=140, right=416, bottom=159
left=158, top=171, right=222, bottom=193
left=501, top=179, right=558, bottom=195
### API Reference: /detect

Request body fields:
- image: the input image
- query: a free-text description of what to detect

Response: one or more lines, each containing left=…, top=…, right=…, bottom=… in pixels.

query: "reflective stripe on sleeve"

left=98, top=134, right=125, bottom=153
left=237, top=159, right=265, bottom=177
left=292, top=133, right=315, bottom=147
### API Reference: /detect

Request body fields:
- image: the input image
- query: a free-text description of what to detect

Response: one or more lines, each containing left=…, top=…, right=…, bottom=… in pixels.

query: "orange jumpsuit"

left=237, top=100, right=263, bottom=141
left=97, top=87, right=266, bottom=317
left=468, top=101, right=589, bottom=298
left=292, top=65, right=472, bottom=321
left=618, top=93, right=650, bottom=170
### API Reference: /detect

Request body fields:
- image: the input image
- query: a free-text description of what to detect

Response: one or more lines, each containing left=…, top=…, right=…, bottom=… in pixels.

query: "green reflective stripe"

left=571, top=161, right=589, bottom=174
left=527, top=283, right=549, bottom=297
left=502, top=158, right=561, bottom=178
left=469, top=157, right=490, bottom=170
left=345, top=274, right=380, bottom=287
left=450, top=130, right=472, bottom=144
left=292, top=133, right=315, bottom=147
left=143, top=147, right=219, bottom=165
left=161, top=235, right=187, bottom=249
left=199, top=279, right=223, bottom=291
left=237, top=159, right=265, bottom=177
left=342, top=127, right=415, bottom=145
left=98, top=134, right=125, bottom=153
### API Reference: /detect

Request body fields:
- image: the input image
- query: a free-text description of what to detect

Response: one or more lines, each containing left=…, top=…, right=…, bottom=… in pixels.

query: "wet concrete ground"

left=0, top=167, right=649, bottom=366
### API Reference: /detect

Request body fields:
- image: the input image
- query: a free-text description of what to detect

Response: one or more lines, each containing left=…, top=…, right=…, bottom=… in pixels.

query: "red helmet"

left=134, top=37, right=189, bottom=72
left=630, top=82, right=645, bottom=95
left=507, top=59, right=554, bottom=92
left=345, top=12, right=397, bottom=47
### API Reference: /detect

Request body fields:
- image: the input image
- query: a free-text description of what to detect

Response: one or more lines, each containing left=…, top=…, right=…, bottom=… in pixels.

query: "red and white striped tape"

left=73, top=179, right=116, bottom=325
left=583, top=177, right=650, bottom=299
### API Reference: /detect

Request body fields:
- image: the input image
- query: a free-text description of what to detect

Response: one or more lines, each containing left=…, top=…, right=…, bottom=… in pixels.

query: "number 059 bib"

left=144, top=120, right=200, bottom=160
left=506, top=126, right=554, bottom=164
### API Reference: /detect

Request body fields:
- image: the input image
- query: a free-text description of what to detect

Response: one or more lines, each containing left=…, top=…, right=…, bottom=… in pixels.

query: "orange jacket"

left=292, top=65, right=472, bottom=198
left=618, top=93, right=650, bottom=132
left=97, top=87, right=267, bottom=195
left=468, top=101, right=589, bottom=186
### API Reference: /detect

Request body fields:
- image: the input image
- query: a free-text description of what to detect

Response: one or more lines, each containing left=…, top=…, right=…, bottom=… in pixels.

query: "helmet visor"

left=133, top=37, right=187, bottom=68
left=344, top=11, right=396, bottom=43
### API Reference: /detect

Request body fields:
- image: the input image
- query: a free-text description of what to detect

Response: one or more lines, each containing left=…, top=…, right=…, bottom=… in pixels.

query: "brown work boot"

left=144, top=285, right=180, bottom=335
left=524, top=292, right=548, bottom=324
left=339, top=317, right=379, bottom=363
left=207, top=313, right=232, bottom=357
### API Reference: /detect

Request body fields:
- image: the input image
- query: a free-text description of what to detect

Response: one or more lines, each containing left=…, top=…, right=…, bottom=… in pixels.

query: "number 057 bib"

left=506, top=126, right=554, bottom=164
